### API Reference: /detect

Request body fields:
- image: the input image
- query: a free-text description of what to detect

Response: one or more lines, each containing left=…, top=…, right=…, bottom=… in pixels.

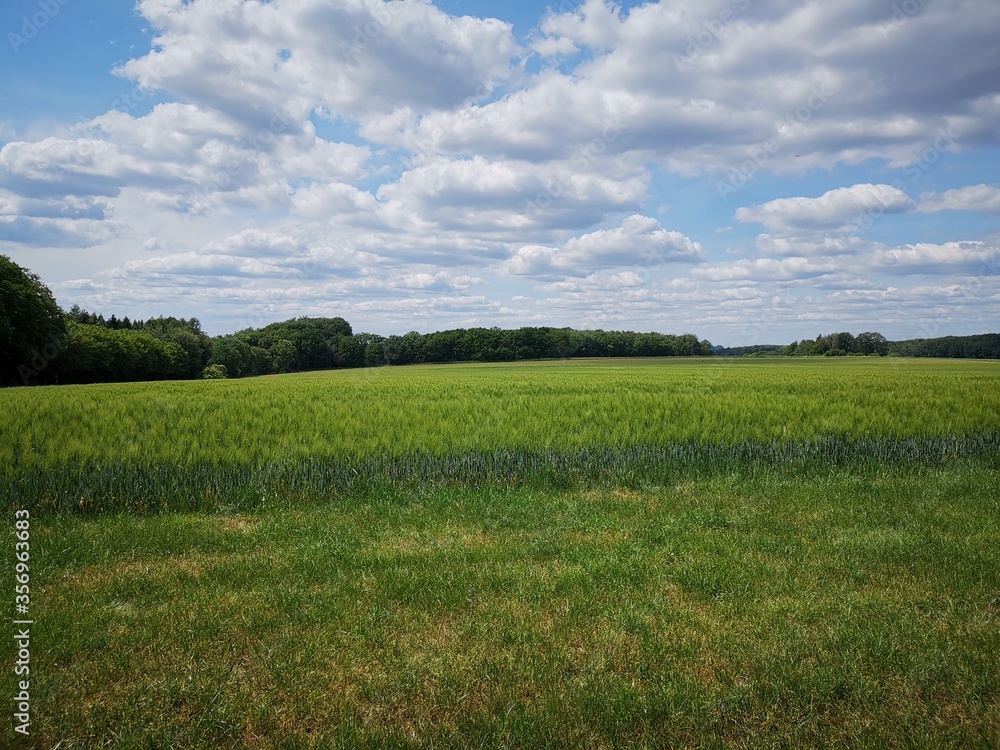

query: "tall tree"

left=0, top=255, right=67, bottom=385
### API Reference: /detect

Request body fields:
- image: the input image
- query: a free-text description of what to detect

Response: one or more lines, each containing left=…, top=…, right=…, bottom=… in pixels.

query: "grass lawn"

left=14, top=466, right=999, bottom=748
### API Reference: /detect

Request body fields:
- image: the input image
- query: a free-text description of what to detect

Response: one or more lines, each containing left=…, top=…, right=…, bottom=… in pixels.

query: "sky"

left=1, top=0, right=998, bottom=345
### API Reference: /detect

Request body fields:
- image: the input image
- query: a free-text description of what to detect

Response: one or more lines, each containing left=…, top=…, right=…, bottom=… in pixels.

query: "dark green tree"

left=141, top=316, right=213, bottom=378
left=57, top=323, right=188, bottom=383
left=0, top=255, right=67, bottom=385
left=856, top=331, right=888, bottom=356
left=829, top=331, right=857, bottom=353
left=208, top=336, right=255, bottom=378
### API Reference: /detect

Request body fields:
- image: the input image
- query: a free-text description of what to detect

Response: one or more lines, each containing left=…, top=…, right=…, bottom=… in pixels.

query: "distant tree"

left=142, top=316, right=213, bottom=378
left=802, top=335, right=830, bottom=355
left=269, top=339, right=298, bottom=372
left=334, top=334, right=364, bottom=367
left=384, top=331, right=424, bottom=365
left=208, top=336, right=255, bottom=378
left=201, top=364, right=228, bottom=379
left=0, top=255, right=67, bottom=385
left=57, top=323, right=188, bottom=383
left=828, top=331, right=857, bottom=353
left=247, top=346, right=272, bottom=376
left=856, top=331, right=888, bottom=356
left=67, top=304, right=91, bottom=324
left=887, top=333, right=1000, bottom=359
left=357, top=333, right=387, bottom=366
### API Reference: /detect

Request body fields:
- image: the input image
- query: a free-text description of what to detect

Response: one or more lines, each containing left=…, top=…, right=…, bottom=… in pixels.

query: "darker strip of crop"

left=6, top=433, right=999, bottom=515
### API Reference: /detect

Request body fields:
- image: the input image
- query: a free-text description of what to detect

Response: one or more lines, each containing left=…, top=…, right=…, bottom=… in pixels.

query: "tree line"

left=2, top=255, right=713, bottom=386
left=785, top=331, right=890, bottom=356
left=887, top=333, right=1000, bottom=359
left=207, top=322, right=714, bottom=379
left=4, top=254, right=998, bottom=387
left=716, top=331, right=1000, bottom=359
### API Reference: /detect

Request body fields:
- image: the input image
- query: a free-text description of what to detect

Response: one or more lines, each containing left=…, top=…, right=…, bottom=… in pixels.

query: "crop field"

left=3, top=357, right=999, bottom=513
left=3, top=358, right=999, bottom=748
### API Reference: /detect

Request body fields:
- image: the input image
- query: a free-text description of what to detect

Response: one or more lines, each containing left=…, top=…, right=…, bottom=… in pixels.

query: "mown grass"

left=11, top=467, right=999, bottom=748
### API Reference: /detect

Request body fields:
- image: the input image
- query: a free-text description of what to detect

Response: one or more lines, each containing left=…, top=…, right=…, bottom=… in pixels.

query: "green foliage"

left=364, top=327, right=712, bottom=368
left=786, top=331, right=890, bottom=357
left=856, top=331, right=889, bottom=356
left=0, top=254, right=67, bottom=385
left=713, top=344, right=784, bottom=357
left=201, top=321, right=717, bottom=379
left=200, top=364, right=228, bottom=379
left=56, top=323, right=189, bottom=384
left=139, top=316, right=212, bottom=378
left=889, top=333, right=1000, bottom=359
left=207, top=335, right=253, bottom=378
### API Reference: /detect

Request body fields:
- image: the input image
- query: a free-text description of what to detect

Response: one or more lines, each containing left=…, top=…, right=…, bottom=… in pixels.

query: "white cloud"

left=530, top=35, right=579, bottom=58
left=370, top=0, right=1000, bottom=177
left=690, top=256, right=840, bottom=283
left=375, top=155, right=648, bottom=237
left=918, top=184, right=1000, bottom=215
left=540, top=270, right=647, bottom=293
left=121, top=0, right=520, bottom=126
left=0, top=215, right=123, bottom=248
left=501, top=215, right=703, bottom=278
left=873, top=241, right=1000, bottom=274
left=753, top=233, right=872, bottom=258
left=735, top=184, right=915, bottom=233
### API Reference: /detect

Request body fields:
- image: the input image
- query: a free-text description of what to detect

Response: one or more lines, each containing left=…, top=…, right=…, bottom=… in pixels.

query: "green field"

left=3, top=358, right=999, bottom=747
left=3, top=358, right=999, bottom=513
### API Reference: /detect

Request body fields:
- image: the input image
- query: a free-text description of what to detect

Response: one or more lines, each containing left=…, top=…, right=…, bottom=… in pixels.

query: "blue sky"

left=1, top=0, right=998, bottom=344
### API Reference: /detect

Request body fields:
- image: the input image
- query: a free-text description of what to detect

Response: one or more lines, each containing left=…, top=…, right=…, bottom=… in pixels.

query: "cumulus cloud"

left=501, top=215, right=703, bottom=278
left=690, top=256, right=841, bottom=283
left=752, top=233, right=872, bottom=258
left=375, top=155, right=648, bottom=237
left=381, top=0, right=1000, bottom=175
left=0, top=215, right=123, bottom=248
left=530, top=35, right=579, bottom=58
left=872, top=241, right=1000, bottom=274
left=735, top=184, right=915, bottom=233
left=918, top=184, right=1000, bottom=215
left=120, top=0, right=520, bottom=126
